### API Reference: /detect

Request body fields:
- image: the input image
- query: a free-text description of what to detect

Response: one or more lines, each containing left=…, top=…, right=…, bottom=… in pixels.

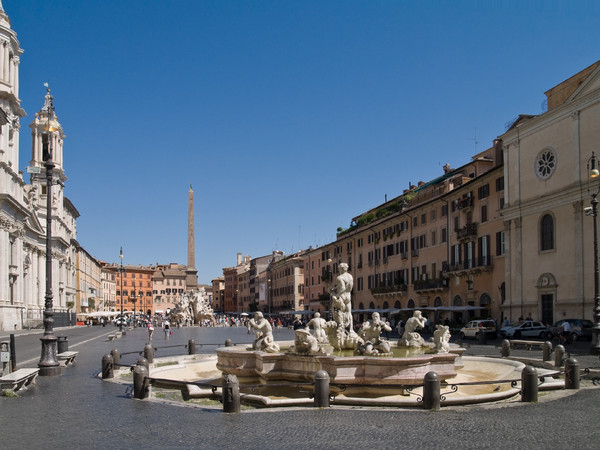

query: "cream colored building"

left=152, top=263, right=187, bottom=313
left=268, top=251, right=306, bottom=314
left=100, top=263, right=116, bottom=312
left=501, top=60, right=600, bottom=325
left=76, top=246, right=102, bottom=313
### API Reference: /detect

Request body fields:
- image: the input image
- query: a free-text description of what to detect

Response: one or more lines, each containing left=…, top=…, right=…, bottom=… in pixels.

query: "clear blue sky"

left=7, top=0, right=600, bottom=283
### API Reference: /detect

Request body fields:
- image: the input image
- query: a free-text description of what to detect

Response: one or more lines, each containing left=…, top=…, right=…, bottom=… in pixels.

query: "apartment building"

left=114, top=265, right=154, bottom=315
left=100, top=263, right=116, bottom=312
left=324, top=143, right=505, bottom=326
left=268, top=251, right=306, bottom=313
left=152, top=263, right=187, bottom=314
left=211, top=276, right=225, bottom=313
left=76, top=246, right=102, bottom=314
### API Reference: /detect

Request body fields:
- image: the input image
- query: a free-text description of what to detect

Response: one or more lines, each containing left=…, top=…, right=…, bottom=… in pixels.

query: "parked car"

left=459, top=320, right=497, bottom=339
left=545, top=319, right=594, bottom=341
left=499, top=320, right=547, bottom=339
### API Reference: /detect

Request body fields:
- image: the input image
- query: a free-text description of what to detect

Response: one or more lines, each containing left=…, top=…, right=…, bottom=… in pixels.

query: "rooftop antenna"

left=472, top=127, right=479, bottom=152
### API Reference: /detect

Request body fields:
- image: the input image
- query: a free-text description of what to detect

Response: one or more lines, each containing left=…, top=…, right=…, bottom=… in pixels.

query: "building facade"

left=152, top=263, right=187, bottom=314
left=501, top=61, right=600, bottom=325
left=114, top=265, right=154, bottom=316
left=76, top=246, right=102, bottom=314
left=0, top=4, right=79, bottom=330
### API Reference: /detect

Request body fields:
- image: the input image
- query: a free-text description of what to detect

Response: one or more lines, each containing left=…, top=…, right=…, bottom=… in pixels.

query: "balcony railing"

left=370, top=284, right=407, bottom=296
left=457, top=222, right=478, bottom=240
left=413, top=279, right=448, bottom=291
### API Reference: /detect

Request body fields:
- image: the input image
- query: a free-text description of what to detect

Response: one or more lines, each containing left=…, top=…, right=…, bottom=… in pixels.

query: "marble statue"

left=399, top=310, right=427, bottom=347
left=356, top=312, right=392, bottom=355
left=189, top=287, right=215, bottom=324
left=433, top=324, right=451, bottom=353
left=305, top=312, right=328, bottom=343
left=248, top=311, right=280, bottom=353
left=291, top=328, right=321, bottom=355
left=330, top=263, right=354, bottom=331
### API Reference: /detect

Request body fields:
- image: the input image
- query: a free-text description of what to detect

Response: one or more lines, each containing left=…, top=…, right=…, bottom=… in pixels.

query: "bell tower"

left=0, top=0, right=25, bottom=171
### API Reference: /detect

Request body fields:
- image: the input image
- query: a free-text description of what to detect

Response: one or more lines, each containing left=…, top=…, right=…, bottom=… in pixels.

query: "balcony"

left=457, top=222, right=478, bottom=241
left=443, top=256, right=493, bottom=277
left=370, top=284, right=407, bottom=297
left=413, top=278, right=448, bottom=293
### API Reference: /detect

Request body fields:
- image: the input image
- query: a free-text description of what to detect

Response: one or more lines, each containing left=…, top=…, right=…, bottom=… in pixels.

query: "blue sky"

left=7, top=0, right=600, bottom=283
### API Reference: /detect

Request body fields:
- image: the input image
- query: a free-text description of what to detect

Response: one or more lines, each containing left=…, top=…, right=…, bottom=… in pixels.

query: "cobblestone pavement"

left=1, top=326, right=599, bottom=449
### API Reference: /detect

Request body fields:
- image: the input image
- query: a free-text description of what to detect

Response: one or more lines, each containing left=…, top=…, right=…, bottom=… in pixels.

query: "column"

left=0, top=41, right=5, bottom=82
left=13, top=55, right=18, bottom=97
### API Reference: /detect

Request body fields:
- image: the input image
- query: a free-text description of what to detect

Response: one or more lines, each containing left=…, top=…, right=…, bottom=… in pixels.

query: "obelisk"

left=186, top=184, right=198, bottom=288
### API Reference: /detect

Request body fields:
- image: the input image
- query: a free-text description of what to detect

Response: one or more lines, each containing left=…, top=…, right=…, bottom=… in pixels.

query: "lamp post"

left=119, top=247, right=125, bottom=334
left=38, top=86, right=61, bottom=376
left=587, top=153, right=600, bottom=354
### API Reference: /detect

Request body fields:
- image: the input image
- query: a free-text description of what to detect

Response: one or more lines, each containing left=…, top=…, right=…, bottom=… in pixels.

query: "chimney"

left=236, top=253, right=242, bottom=266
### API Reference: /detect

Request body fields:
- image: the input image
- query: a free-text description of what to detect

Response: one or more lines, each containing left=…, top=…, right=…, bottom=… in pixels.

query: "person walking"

left=164, top=320, right=171, bottom=339
left=147, top=322, right=154, bottom=340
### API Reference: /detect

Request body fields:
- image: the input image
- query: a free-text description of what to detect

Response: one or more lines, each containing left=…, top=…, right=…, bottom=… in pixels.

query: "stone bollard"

left=225, top=339, right=233, bottom=347
left=313, top=370, right=331, bottom=408
left=521, top=366, right=538, bottom=403
left=564, top=357, right=580, bottom=390
left=222, top=374, right=240, bottom=413
left=101, top=354, right=114, bottom=379
left=110, top=348, right=121, bottom=366
left=137, top=356, right=149, bottom=373
left=144, top=343, right=154, bottom=363
left=133, top=363, right=149, bottom=399
left=423, top=371, right=441, bottom=410
left=554, top=344, right=566, bottom=367
left=188, top=339, right=196, bottom=355
left=542, top=341, right=553, bottom=362
left=501, top=339, right=511, bottom=357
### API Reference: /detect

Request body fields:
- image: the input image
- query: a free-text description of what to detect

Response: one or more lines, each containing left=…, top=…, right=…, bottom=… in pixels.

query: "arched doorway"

left=479, top=293, right=492, bottom=320
left=453, top=295, right=463, bottom=325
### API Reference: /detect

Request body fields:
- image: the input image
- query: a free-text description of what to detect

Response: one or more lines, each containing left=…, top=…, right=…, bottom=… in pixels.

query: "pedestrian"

left=148, top=322, right=154, bottom=340
left=164, top=320, right=171, bottom=339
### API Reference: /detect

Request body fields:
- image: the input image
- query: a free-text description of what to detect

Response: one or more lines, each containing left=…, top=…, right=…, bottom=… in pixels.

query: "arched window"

left=407, top=299, right=415, bottom=309
left=369, top=301, right=375, bottom=309
left=394, top=300, right=401, bottom=309
left=453, top=295, right=462, bottom=306
left=434, top=297, right=443, bottom=307
left=383, top=301, right=389, bottom=309
left=540, top=214, right=555, bottom=251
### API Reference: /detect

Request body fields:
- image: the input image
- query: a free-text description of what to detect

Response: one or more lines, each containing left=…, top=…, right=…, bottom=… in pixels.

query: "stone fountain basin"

left=216, top=341, right=464, bottom=385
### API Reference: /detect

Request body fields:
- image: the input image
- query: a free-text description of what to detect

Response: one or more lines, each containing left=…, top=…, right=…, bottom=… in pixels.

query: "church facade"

left=0, top=4, right=78, bottom=331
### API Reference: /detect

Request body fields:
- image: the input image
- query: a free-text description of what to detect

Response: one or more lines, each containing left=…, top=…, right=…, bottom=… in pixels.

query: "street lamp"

left=38, top=86, right=61, bottom=376
left=587, top=153, right=600, bottom=354
left=119, top=247, right=125, bottom=334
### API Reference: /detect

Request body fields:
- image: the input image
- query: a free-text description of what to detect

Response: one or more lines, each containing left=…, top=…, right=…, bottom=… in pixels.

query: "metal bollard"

left=188, top=339, right=196, bottom=355
left=222, top=374, right=240, bottom=413
left=542, top=341, right=553, bottom=362
left=110, top=348, right=121, bottom=366
left=133, top=363, right=149, bottom=399
left=137, top=356, right=149, bottom=373
left=554, top=344, right=565, bottom=367
left=144, top=343, right=154, bottom=363
left=478, top=330, right=487, bottom=345
left=423, top=371, right=441, bottom=410
left=521, top=366, right=538, bottom=403
left=101, top=354, right=114, bottom=379
left=313, top=370, right=330, bottom=408
left=501, top=339, right=511, bottom=357
left=225, top=339, right=233, bottom=347
left=564, top=357, right=580, bottom=390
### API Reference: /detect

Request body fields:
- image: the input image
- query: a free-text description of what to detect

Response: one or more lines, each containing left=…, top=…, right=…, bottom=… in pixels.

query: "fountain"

left=216, top=265, right=464, bottom=387
left=137, top=266, right=562, bottom=408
